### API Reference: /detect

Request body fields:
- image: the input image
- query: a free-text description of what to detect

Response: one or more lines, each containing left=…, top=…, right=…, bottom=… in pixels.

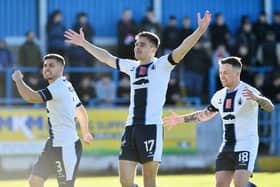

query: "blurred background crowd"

left=1, top=4, right=280, bottom=108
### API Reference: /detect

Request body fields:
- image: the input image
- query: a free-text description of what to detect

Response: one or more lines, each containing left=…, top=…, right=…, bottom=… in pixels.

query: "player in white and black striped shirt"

left=65, top=11, right=211, bottom=187
left=164, top=56, right=274, bottom=187
left=12, top=54, right=93, bottom=187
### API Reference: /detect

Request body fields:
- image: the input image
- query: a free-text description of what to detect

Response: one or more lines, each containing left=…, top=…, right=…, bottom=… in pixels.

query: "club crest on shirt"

left=138, top=66, right=147, bottom=76
left=225, top=98, right=232, bottom=109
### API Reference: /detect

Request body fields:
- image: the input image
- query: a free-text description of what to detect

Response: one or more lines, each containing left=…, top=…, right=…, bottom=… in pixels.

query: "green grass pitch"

left=0, top=172, right=279, bottom=187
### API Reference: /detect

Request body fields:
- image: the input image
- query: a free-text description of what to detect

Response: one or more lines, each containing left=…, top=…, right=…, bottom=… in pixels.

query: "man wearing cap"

left=12, top=53, right=93, bottom=187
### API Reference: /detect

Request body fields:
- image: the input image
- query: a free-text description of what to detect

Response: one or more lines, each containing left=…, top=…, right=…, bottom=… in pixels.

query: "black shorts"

left=119, top=125, right=163, bottom=164
left=216, top=151, right=251, bottom=172
left=31, top=139, right=82, bottom=187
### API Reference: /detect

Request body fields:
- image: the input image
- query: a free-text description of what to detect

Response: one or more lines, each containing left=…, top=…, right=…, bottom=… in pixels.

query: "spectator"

left=117, top=8, right=138, bottom=59
left=46, top=10, right=66, bottom=57
left=235, top=18, right=257, bottom=58
left=271, top=10, right=280, bottom=42
left=165, top=74, right=181, bottom=106
left=140, top=8, right=162, bottom=37
left=73, top=12, right=95, bottom=43
left=183, top=42, right=211, bottom=100
left=210, top=13, right=230, bottom=50
left=116, top=76, right=130, bottom=105
left=0, top=39, right=15, bottom=97
left=253, top=11, right=271, bottom=45
left=180, top=16, right=194, bottom=40
left=256, top=31, right=280, bottom=68
left=18, top=31, right=42, bottom=89
left=76, top=76, right=96, bottom=106
left=162, top=16, right=180, bottom=54
left=95, top=75, right=116, bottom=106
left=72, top=12, right=95, bottom=66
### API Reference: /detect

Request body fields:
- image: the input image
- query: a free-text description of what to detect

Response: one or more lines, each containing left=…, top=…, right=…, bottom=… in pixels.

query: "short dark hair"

left=43, top=53, right=65, bottom=66
left=219, top=56, right=242, bottom=69
left=135, top=31, right=160, bottom=48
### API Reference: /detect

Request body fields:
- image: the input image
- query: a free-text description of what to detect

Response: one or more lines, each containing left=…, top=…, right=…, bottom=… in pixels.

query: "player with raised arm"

left=64, top=11, right=211, bottom=187
left=12, top=54, right=93, bottom=187
left=164, top=56, right=274, bottom=187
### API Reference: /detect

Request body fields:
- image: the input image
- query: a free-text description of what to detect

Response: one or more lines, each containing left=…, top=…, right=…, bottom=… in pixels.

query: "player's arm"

left=76, top=104, right=93, bottom=144
left=163, top=106, right=217, bottom=130
left=171, top=10, right=211, bottom=63
left=243, top=87, right=274, bottom=112
left=64, top=28, right=117, bottom=68
left=12, top=70, right=43, bottom=103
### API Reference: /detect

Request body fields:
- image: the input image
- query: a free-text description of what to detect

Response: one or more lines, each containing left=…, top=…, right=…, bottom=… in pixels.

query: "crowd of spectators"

left=1, top=9, right=280, bottom=107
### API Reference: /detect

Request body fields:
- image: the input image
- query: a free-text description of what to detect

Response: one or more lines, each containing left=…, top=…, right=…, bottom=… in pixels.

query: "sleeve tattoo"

left=257, top=97, right=274, bottom=112
left=183, top=109, right=214, bottom=123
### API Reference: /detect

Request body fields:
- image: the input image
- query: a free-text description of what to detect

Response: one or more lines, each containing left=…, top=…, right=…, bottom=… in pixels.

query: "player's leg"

left=142, top=161, right=160, bottom=187
left=29, top=175, right=45, bottom=187
left=54, top=139, right=82, bottom=187
left=119, top=126, right=139, bottom=187
left=233, top=151, right=257, bottom=187
left=216, top=171, right=234, bottom=187
left=29, top=139, right=53, bottom=187
left=118, top=160, right=138, bottom=187
left=136, top=125, right=163, bottom=187
left=233, top=170, right=251, bottom=187
left=215, top=152, right=235, bottom=187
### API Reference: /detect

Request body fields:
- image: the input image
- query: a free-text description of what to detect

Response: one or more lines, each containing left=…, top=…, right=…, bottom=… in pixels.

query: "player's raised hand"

left=12, top=70, right=23, bottom=82
left=242, top=86, right=259, bottom=101
left=197, top=10, right=211, bottom=34
left=163, top=111, right=183, bottom=130
left=64, top=27, right=85, bottom=46
left=82, top=132, right=93, bottom=145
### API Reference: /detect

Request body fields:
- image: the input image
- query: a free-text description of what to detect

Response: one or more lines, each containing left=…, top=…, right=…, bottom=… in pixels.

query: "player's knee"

left=119, top=176, right=134, bottom=187
left=29, top=176, right=44, bottom=187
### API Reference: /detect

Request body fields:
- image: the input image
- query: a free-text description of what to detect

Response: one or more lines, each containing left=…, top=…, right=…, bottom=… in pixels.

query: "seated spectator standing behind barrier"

left=18, top=31, right=43, bottom=90
left=180, top=16, right=194, bottom=41
left=0, top=39, right=15, bottom=98
left=46, top=10, right=66, bottom=57
left=69, top=12, right=96, bottom=89
left=117, top=8, right=138, bottom=59
left=183, top=42, right=211, bottom=101
left=253, top=11, right=271, bottom=46
left=117, top=76, right=130, bottom=106
left=210, top=13, right=230, bottom=50
left=95, top=75, right=116, bottom=106
left=162, top=15, right=180, bottom=55
left=165, top=73, right=181, bottom=106
left=76, top=76, right=96, bottom=106
left=140, top=8, right=162, bottom=39
left=272, top=10, right=280, bottom=42
left=72, top=12, right=95, bottom=66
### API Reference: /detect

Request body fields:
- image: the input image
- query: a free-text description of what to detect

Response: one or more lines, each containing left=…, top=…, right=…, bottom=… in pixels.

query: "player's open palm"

left=64, top=27, right=85, bottom=46
left=197, top=10, right=211, bottom=34
left=163, top=111, right=182, bottom=130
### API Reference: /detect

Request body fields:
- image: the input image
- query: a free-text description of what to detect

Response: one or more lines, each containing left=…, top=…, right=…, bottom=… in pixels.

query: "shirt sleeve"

left=38, top=88, right=53, bottom=102
left=116, top=58, right=137, bottom=75
left=210, top=92, right=219, bottom=111
left=153, top=54, right=177, bottom=71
